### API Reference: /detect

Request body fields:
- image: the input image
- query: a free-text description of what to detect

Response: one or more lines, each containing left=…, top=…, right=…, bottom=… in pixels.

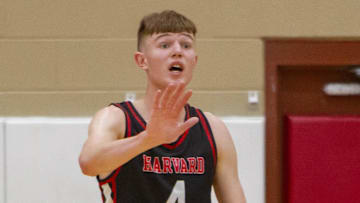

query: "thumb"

left=179, top=117, right=199, bottom=133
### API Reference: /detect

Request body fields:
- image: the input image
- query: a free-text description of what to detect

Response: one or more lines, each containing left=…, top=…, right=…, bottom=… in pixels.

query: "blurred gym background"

left=1, top=1, right=360, bottom=202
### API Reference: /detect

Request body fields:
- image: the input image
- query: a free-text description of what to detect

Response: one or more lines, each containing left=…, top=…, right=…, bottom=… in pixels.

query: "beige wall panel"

left=0, top=91, right=263, bottom=116
left=209, top=0, right=360, bottom=37
left=52, top=40, right=145, bottom=90
left=0, top=40, right=145, bottom=91
left=192, top=39, right=264, bottom=90
left=0, top=0, right=5, bottom=36
left=3, top=0, right=360, bottom=38
left=1, top=39, right=262, bottom=91
left=0, top=40, right=58, bottom=90
left=0, top=97, right=4, bottom=115
left=191, top=91, right=264, bottom=116
left=2, top=0, right=215, bottom=38
left=0, top=92, right=142, bottom=116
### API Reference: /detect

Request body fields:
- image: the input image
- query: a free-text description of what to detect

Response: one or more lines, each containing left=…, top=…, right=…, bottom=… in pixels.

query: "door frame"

left=265, top=39, right=360, bottom=203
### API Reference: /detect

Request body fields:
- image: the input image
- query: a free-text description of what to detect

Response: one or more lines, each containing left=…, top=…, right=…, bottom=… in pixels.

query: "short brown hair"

left=137, top=10, right=197, bottom=51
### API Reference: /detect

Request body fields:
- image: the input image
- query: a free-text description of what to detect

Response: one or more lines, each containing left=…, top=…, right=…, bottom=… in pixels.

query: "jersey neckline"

left=125, top=101, right=191, bottom=150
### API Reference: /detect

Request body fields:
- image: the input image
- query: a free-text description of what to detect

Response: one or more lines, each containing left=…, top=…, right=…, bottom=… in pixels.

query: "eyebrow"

left=154, top=33, right=194, bottom=41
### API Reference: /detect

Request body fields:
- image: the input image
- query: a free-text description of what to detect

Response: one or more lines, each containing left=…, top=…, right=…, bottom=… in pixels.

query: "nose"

left=171, top=42, right=183, bottom=58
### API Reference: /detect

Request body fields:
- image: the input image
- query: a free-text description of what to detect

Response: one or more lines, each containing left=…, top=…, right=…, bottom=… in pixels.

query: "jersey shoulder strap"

left=193, top=107, right=218, bottom=167
left=110, top=102, right=133, bottom=138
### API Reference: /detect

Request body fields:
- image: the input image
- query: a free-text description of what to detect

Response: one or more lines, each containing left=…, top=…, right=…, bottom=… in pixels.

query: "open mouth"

left=169, top=64, right=183, bottom=72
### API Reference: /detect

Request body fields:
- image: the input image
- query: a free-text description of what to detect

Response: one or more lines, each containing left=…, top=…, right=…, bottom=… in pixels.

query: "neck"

left=133, top=83, right=186, bottom=123
left=143, top=84, right=158, bottom=120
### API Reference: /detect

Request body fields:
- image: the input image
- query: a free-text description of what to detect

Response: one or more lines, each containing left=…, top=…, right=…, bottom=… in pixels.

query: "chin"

left=172, top=79, right=186, bottom=83
left=150, top=76, right=192, bottom=89
left=170, top=77, right=192, bottom=85
left=172, top=74, right=192, bottom=84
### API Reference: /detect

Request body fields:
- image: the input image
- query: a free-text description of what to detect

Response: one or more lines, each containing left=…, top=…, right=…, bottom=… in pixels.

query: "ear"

left=134, top=51, right=148, bottom=70
left=194, top=55, right=198, bottom=68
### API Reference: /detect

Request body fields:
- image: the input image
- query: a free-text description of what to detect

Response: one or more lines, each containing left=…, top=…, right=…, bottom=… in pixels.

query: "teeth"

left=170, top=64, right=183, bottom=72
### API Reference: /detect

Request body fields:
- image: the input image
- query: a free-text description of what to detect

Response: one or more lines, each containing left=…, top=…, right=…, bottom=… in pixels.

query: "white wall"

left=0, top=117, right=264, bottom=203
left=211, top=117, right=265, bottom=203
left=226, top=117, right=265, bottom=203
left=0, top=119, right=4, bottom=203
left=4, top=118, right=99, bottom=203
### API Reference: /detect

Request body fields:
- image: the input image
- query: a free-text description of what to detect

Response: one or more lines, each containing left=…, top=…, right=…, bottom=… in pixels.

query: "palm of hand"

left=146, top=82, right=199, bottom=145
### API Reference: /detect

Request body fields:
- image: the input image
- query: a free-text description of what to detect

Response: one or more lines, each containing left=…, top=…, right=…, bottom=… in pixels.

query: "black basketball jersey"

left=97, top=101, right=217, bottom=203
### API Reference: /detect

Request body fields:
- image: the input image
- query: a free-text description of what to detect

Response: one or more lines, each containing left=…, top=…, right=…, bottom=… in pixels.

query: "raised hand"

left=145, top=82, right=199, bottom=146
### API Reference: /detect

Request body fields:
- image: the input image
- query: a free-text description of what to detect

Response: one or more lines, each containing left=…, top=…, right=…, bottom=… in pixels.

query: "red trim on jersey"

left=99, top=184, right=105, bottom=202
left=113, top=103, right=132, bottom=138
left=162, top=129, right=190, bottom=149
left=98, top=166, right=122, bottom=203
left=125, top=101, right=146, bottom=129
left=162, top=104, right=190, bottom=149
left=196, top=109, right=217, bottom=167
left=124, top=107, right=132, bottom=138
left=126, top=101, right=191, bottom=150
left=98, top=167, right=122, bottom=184
left=112, top=176, right=117, bottom=203
left=98, top=102, right=134, bottom=202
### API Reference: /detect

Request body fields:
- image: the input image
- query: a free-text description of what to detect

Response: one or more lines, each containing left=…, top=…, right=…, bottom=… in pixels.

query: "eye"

left=160, top=43, right=169, bottom=49
left=182, top=43, right=192, bottom=49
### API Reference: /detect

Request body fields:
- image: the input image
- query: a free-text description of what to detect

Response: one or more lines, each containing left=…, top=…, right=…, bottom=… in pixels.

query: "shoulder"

left=203, top=112, right=228, bottom=135
left=89, top=104, right=126, bottom=139
left=189, top=106, right=231, bottom=142
left=203, top=112, right=234, bottom=155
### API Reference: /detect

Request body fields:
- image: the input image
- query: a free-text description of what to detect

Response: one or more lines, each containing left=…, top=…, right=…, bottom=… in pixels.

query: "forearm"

left=223, top=182, right=246, bottom=203
left=214, top=176, right=246, bottom=203
left=79, top=130, right=156, bottom=176
left=79, top=83, right=197, bottom=176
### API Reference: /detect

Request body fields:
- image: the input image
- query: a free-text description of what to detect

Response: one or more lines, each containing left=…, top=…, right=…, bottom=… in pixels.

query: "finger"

left=160, top=83, right=176, bottom=108
left=167, top=82, right=185, bottom=109
left=173, top=89, right=193, bottom=114
left=153, top=89, right=162, bottom=110
left=178, top=117, right=199, bottom=133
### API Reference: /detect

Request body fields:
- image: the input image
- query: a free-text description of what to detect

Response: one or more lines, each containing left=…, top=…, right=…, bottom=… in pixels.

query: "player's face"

left=139, top=32, right=198, bottom=89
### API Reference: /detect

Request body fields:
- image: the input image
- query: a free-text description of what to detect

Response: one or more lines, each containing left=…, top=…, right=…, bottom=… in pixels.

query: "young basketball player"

left=79, top=10, right=246, bottom=203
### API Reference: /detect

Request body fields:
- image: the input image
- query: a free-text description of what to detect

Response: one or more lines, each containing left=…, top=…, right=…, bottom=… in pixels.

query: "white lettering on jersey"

left=101, top=183, right=114, bottom=203
left=167, top=180, right=185, bottom=203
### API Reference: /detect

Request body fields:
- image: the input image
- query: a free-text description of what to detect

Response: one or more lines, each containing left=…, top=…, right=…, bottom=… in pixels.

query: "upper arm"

left=79, top=105, right=125, bottom=171
left=205, top=112, right=246, bottom=203
left=87, top=105, right=125, bottom=144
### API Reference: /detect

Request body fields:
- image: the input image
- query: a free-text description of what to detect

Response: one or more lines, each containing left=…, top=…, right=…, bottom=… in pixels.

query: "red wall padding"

left=285, top=115, right=360, bottom=203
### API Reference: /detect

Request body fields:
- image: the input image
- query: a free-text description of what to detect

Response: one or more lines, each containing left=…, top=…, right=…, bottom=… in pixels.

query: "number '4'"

left=167, top=180, right=185, bottom=203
